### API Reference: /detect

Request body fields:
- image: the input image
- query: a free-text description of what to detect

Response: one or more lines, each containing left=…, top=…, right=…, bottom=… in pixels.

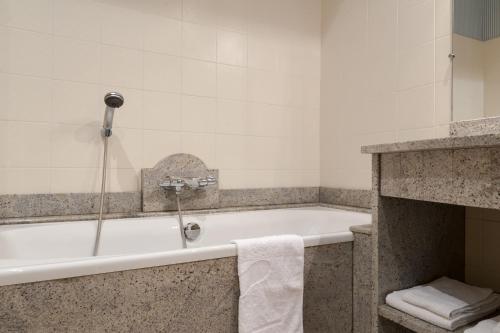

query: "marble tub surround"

left=350, top=224, right=372, bottom=235
left=0, top=192, right=141, bottom=219
left=320, top=187, right=372, bottom=209
left=1, top=187, right=372, bottom=221
left=353, top=227, right=373, bottom=333
left=142, top=154, right=219, bottom=212
left=0, top=203, right=321, bottom=226
left=219, top=187, right=319, bottom=208
left=0, top=188, right=323, bottom=220
left=0, top=243, right=353, bottom=333
left=450, top=117, right=500, bottom=137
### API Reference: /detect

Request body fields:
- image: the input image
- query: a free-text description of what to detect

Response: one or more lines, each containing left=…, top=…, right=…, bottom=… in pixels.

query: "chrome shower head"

left=102, top=92, right=124, bottom=137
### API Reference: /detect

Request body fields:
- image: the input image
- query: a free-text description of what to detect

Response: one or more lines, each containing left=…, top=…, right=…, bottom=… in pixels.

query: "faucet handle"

left=206, top=176, right=217, bottom=185
left=196, top=176, right=217, bottom=188
left=159, top=177, right=185, bottom=194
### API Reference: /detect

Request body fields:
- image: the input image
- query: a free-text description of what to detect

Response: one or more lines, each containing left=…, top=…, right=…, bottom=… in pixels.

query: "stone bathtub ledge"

left=0, top=203, right=320, bottom=226
left=361, top=133, right=500, bottom=154
left=350, top=224, right=372, bottom=235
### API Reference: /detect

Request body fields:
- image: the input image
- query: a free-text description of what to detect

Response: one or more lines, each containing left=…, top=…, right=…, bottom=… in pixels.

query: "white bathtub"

left=0, top=206, right=370, bottom=286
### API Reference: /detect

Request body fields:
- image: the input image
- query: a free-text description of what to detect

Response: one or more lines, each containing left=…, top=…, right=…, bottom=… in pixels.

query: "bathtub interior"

left=0, top=206, right=371, bottom=269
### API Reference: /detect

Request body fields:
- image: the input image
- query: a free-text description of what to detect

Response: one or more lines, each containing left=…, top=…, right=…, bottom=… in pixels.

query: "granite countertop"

left=361, top=133, right=500, bottom=154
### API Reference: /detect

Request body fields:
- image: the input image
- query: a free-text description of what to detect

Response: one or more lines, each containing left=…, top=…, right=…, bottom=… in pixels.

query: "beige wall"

left=483, top=37, right=500, bottom=117
left=466, top=208, right=500, bottom=292
left=0, top=0, right=321, bottom=194
left=452, top=34, right=485, bottom=121
left=320, top=0, right=452, bottom=189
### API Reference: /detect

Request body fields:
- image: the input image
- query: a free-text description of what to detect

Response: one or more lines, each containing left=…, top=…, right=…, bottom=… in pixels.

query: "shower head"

left=104, top=92, right=124, bottom=108
left=102, top=92, right=124, bottom=137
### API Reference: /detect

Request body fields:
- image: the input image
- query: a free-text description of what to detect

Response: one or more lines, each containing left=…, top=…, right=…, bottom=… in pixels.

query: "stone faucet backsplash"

left=142, top=154, right=219, bottom=212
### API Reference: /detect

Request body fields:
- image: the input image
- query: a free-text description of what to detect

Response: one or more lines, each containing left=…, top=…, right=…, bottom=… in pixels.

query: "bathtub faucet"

left=159, top=176, right=217, bottom=194
left=159, top=176, right=216, bottom=249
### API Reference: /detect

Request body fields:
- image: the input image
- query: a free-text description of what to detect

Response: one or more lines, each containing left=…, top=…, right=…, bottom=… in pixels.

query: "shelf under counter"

left=378, top=304, right=490, bottom=333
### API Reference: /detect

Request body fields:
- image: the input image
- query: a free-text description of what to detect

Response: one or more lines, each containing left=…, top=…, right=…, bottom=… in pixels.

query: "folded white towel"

left=233, top=235, right=304, bottom=333
left=464, top=315, right=500, bottom=333
left=387, top=290, right=500, bottom=330
left=402, top=277, right=493, bottom=319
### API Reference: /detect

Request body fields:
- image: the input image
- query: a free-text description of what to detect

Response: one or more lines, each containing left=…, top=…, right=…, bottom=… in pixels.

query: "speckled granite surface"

left=142, top=154, right=219, bottom=212
left=380, top=147, right=500, bottom=209
left=0, top=203, right=319, bottom=226
left=362, top=133, right=500, bottom=154
left=320, top=187, right=372, bottom=209
left=374, top=197, right=465, bottom=333
left=0, top=188, right=322, bottom=220
left=353, top=231, right=373, bottom=333
left=0, top=192, right=141, bottom=219
left=219, top=187, right=319, bottom=208
left=350, top=224, right=372, bottom=235
left=450, top=117, right=500, bottom=137
left=0, top=243, right=353, bottom=333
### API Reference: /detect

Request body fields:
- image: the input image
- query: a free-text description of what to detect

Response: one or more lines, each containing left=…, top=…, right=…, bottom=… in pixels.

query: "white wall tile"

left=101, top=4, right=145, bottom=49
left=182, top=59, right=217, bottom=97
left=217, top=64, right=247, bottom=100
left=50, top=168, right=100, bottom=193
left=435, top=36, right=452, bottom=82
left=182, top=0, right=218, bottom=25
left=144, top=16, right=182, bottom=55
left=107, top=128, right=143, bottom=170
left=0, top=73, right=52, bottom=122
left=217, top=30, right=247, bottom=66
left=143, top=91, right=181, bottom=131
left=398, top=41, right=435, bottom=90
left=50, top=123, right=101, bottom=168
left=106, top=168, right=141, bottom=192
left=435, top=80, right=452, bottom=125
left=53, top=0, right=101, bottom=41
left=435, top=0, right=452, bottom=38
left=52, top=81, right=101, bottom=125
left=0, top=168, right=51, bottom=195
left=144, top=52, right=181, bottom=93
left=53, top=37, right=101, bottom=84
left=182, top=22, right=217, bottom=61
left=321, top=0, right=452, bottom=189
left=4, top=122, right=51, bottom=168
left=398, top=84, right=435, bottom=130
left=216, top=0, right=248, bottom=32
left=0, top=27, right=53, bottom=78
left=143, top=130, right=181, bottom=168
left=181, top=132, right=216, bottom=167
left=139, top=0, right=183, bottom=20
left=398, top=0, right=434, bottom=53
left=102, top=46, right=143, bottom=89
left=181, top=95, right=216, bottom=133
left=216, top=99, right=247, bottom=135
left=0, top=0, right=53, bottom=33
left=215, top=134, right=247, bottom=169
left=0, top=0, right=321, bottom=193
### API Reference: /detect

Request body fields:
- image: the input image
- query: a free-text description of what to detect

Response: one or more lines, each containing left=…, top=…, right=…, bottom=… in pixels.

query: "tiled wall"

left=320, top=0, right=453, bottom=189
left=465, top=207, right=500, bottom=292
left=0, top=0, right=321, bottom=194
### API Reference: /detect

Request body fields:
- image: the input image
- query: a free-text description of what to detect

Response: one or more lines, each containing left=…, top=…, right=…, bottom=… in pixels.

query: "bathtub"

left=0, top=206, right=370, bottom=286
